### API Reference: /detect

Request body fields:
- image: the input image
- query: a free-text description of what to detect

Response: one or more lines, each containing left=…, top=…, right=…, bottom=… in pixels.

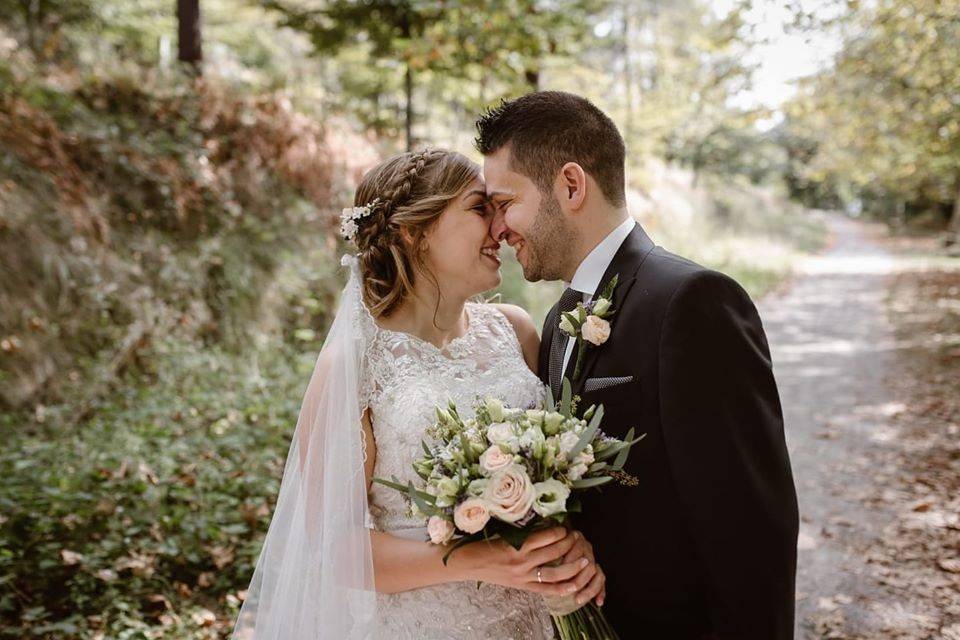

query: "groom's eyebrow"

left=486, top=190, right=515, bottom=200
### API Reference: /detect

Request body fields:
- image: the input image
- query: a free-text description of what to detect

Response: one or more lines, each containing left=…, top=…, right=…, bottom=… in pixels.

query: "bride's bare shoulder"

left=489, top=303, right=540, bottom=372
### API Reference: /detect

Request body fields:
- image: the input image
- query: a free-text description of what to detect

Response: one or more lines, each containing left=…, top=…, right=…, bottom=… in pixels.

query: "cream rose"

left=427, top=516, right=455, bottom=544
left=479, top=444, right=514, bottom=474
left=484, top=465, right=535, bottom=523
left=581, top=315, right=611, bottom=346
left=454, top=497, right=491, bottom=534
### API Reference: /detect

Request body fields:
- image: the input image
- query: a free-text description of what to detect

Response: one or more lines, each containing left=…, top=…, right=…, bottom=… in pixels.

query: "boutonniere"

left=559, top=274, right=619, bottom=379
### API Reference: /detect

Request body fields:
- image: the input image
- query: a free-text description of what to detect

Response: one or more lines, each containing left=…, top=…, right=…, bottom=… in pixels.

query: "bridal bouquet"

left=374, top=380, right=644, bottom=640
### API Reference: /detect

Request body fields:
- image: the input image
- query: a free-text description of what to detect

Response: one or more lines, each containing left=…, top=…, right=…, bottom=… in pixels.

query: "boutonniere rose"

left=559, top=274, right=618, bottom=379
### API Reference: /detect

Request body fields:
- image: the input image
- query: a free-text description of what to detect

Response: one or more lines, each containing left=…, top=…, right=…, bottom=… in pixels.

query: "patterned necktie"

left=549, top=287, right=582, bottom=399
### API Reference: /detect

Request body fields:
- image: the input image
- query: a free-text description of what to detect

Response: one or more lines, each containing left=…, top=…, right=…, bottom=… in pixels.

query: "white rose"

left=581, top=315, right=611, bottom=346
left=558, top=314, right=577, bottom=336
left=454, top=497, right=491, bottom=534
left=485, top=397, right=504, bottom=421
left=484, top=466, right=535, bottom=523
left=427, top=516, right=455, bottom=544
left=591, top=297, right=611, bottom=317
left=486, top=422, right=520, bottom=452
left=533, top=479, right=571, bottom=517
left=479, top=444, right=514, bottom=474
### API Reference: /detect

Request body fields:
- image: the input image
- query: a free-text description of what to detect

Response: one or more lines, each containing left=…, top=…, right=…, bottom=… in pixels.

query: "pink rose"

left=454, top=498, right=491, bottom=534
left=479, top=444, right=514, bottom=474
left=581, top=315, right=611, bottom=346
left=427, top=516, right=455, bottom=544
left=484, top=466, right=535, bottom=523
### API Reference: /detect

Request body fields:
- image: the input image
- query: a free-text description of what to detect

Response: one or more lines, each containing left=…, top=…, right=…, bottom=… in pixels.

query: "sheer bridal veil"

left=231, top=254, right=378, bottom=639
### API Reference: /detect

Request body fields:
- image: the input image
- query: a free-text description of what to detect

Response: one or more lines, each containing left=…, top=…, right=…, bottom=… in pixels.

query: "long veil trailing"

left=231, top=254, right=379, bottom=639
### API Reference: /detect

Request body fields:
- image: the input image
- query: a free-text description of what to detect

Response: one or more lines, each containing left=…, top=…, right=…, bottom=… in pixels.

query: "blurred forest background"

left=0, top=0, right=957, bottom=638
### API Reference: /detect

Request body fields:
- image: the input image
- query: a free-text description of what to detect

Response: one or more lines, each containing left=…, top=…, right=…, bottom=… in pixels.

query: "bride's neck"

left=378, top=279, right=470, bottom=348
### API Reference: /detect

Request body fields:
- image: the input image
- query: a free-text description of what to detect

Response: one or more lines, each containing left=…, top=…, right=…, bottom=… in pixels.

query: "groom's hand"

left=541, top=531, right=607, bottom=606
left=528, top=529, right=606, bottom=607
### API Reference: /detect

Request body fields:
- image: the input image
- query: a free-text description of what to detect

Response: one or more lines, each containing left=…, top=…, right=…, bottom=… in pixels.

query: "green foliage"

left=0, top=338, right=314, bottom=638
left=782, top=0, right=960, bottom=224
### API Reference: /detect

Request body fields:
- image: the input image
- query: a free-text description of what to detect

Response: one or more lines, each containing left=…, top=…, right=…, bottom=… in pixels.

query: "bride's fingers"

left=531, top=557, right=588, bottom=583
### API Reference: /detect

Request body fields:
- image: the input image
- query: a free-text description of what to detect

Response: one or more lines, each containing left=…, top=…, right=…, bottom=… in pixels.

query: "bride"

left=231, top=148, right=606, bottom=639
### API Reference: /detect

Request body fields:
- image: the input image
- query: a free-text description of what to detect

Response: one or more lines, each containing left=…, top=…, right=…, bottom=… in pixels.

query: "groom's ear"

left=558, top=162, right=588, bottom=212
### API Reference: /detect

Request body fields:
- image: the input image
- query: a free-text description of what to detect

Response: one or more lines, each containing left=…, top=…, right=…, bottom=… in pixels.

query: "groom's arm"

left=658, top=270, right=799, bottom=640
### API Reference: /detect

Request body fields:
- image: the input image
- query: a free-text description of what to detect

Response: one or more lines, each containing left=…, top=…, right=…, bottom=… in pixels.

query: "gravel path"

left=758, top=214, right=906, bottom=638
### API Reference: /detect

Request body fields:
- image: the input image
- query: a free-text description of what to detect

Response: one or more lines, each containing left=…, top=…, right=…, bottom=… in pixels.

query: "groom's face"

left=483, top=147, right=569, bottom=282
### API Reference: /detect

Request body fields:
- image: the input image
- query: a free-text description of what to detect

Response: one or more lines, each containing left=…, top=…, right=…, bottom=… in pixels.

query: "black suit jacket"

left=538, top=224, right=799, bottom=640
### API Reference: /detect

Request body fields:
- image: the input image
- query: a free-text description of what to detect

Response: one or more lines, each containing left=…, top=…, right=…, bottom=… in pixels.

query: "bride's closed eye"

left=470, top=202, right=494, bottom=217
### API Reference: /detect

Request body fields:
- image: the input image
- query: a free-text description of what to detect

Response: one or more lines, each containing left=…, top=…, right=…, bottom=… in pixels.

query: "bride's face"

left=419, top=175, right=502, bottom=298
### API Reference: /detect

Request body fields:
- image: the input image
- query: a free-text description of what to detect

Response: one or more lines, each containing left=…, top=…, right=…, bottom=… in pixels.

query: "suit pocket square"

left=583, top=375, right=634, bottom=393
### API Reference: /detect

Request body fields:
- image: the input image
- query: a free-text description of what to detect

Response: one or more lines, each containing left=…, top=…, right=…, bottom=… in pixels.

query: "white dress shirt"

left=561, top=217, right=637, bottom=374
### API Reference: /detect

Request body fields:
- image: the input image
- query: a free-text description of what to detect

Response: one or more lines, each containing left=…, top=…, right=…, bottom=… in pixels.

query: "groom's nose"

left=489, top=207, right=508, bottom=243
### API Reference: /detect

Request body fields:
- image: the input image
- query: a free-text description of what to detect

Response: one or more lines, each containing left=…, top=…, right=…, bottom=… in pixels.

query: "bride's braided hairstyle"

left=352, top=148, right=480, bottom=318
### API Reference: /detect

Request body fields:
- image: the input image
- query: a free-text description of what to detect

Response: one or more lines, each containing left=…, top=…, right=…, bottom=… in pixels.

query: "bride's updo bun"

left=352, top=148, right=480, bottom=318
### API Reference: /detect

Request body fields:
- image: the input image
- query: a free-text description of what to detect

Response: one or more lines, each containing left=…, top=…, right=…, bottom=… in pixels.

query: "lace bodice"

left=360, top=301, right=554, bottom=639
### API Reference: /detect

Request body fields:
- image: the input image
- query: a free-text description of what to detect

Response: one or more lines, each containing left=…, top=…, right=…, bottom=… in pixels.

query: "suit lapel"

left=566, top=223, right=656, bottom=396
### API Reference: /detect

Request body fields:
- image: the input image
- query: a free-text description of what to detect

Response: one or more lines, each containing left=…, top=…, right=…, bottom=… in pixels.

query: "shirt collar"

left=567, top=217, right=637, bottom=296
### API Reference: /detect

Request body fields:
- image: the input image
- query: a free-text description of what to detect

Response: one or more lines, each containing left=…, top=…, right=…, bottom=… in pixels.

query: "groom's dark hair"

left=474, top=91, right=626, bottom=207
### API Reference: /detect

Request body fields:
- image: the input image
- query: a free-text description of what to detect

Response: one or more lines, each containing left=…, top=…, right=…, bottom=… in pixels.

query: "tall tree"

left=177, top=0, right=202, bottom=71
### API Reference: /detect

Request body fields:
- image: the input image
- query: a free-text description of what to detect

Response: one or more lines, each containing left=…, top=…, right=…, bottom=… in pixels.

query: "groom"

left=477, top=91, right=799, bottom=639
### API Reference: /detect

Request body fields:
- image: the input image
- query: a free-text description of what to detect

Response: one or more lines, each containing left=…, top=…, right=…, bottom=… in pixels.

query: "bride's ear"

left=557, top=162, right=587, bottom=211
left=399, top=226, right=428, bottom=254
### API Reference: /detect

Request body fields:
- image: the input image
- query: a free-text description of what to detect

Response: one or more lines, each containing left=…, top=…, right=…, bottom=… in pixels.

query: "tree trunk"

left=400, top=10, right=413, bottom=151
left=177, top=0, right=203, bottom=72
left=404, top=64, right=414, bottom=151
left=950, top=183, right=960, bottom=245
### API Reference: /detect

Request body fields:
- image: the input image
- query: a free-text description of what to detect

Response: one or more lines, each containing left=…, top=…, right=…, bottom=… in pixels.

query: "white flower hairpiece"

left=339, top=197, right=382, bottom=242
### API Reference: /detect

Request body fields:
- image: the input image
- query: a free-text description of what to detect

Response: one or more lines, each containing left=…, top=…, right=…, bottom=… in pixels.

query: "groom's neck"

left=563, top=207, right=630, bottom=282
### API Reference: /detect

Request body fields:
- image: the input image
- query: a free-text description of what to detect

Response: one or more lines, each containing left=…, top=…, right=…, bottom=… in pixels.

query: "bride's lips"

left=481, top=245, right=501, bottom=267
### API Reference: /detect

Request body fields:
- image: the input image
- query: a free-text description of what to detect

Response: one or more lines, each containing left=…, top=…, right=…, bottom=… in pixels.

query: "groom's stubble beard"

left=520, top=190, right=576, bottom=283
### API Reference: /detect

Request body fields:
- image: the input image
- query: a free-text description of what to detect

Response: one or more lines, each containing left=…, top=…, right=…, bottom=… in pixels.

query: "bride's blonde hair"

left=352, top=148, right=480, bottom=318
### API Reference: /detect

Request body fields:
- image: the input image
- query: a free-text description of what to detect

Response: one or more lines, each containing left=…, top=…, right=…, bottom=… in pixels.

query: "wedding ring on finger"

left=537, top=568, right=543, bottom=584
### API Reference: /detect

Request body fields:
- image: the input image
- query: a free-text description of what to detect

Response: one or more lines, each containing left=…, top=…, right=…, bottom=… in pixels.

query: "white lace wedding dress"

left=359, top=300, right=555, bottom=640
